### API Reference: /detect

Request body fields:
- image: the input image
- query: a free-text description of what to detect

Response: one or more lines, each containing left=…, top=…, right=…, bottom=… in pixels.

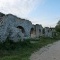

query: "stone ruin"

left=0, top=12, right=56, bottom=42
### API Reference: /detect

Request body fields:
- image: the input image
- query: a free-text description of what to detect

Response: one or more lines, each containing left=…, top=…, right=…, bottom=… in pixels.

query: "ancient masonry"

left=0, top=12, right=56, bottom=42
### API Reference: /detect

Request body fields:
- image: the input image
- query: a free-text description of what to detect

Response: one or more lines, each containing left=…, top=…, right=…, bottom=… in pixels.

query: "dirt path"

left=30, top=40, right=60, bottom=60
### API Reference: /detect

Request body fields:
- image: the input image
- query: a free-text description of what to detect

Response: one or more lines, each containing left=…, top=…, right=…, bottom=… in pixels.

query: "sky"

left=0, top=0, right=60, bottom=27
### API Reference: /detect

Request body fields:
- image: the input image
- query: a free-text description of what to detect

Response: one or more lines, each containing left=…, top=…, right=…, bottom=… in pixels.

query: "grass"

left=0, top=37, right=59, bottom=60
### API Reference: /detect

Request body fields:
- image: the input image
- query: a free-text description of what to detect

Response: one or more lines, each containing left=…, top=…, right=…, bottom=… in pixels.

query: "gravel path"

left=30, top=40, right=60, bottom=60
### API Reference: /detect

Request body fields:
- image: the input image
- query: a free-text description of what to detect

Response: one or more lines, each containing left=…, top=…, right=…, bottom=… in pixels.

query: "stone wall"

left=0, top=14, right=33, bottom=42
left=0, top=13, right=56, bottom=42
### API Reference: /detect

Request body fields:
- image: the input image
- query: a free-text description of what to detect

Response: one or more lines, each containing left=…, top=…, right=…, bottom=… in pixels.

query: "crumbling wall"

left=0, top=14, right=33, bottom=42
left=0, top=13, right=56, bottom=42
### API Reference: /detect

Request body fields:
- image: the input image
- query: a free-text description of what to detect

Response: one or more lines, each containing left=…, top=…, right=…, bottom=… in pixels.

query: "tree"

left=55, top=20, right=60, bottom=32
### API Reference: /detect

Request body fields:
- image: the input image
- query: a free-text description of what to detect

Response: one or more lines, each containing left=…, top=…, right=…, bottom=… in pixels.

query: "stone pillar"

left=35, top=24, right=40, bottom=38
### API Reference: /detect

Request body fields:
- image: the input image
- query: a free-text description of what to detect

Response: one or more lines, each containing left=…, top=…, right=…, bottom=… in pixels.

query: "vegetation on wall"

left=0, top=12, right=5, bottom=17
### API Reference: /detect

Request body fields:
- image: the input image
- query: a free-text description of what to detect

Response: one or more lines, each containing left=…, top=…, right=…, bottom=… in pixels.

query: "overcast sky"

left=0, top=0, right=60, bottom=27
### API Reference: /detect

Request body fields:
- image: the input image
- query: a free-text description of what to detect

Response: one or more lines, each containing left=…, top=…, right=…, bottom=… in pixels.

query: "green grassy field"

left=0, top=37, right=59, bottom=60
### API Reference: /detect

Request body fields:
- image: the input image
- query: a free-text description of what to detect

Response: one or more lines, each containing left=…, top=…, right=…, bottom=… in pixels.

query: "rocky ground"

left=30, top=40, right=60, bottom=60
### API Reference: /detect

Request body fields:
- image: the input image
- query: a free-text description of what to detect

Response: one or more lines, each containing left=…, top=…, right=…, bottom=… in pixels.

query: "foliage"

left=0, top=12, right=5, bottom=17
left=0, top=37, right=59, bottom=60
left=55, top=20, right=60, bottom=32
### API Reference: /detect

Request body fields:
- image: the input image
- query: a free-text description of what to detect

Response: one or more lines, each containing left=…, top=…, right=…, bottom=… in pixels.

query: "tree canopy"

left=55, top=20, right=60, bottom=32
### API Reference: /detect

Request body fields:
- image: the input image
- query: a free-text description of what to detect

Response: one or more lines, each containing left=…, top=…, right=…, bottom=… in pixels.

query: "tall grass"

left=0, top=37, right=59, bottom=60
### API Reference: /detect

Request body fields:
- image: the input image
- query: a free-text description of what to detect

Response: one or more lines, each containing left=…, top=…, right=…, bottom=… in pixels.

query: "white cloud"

left=0, top=0, right=41, bottom=18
